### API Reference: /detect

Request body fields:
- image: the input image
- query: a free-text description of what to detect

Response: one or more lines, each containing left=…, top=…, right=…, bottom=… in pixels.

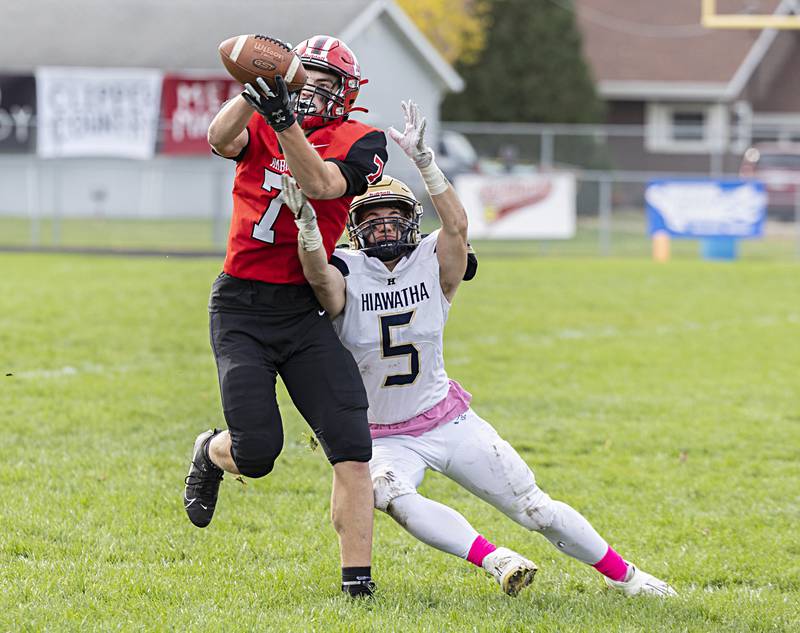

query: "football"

left=218, top=34, right=307, bottom=91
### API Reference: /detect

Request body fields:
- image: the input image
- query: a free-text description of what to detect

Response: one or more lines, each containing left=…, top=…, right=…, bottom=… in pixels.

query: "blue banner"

left=646, top=179, right=766, bottom=238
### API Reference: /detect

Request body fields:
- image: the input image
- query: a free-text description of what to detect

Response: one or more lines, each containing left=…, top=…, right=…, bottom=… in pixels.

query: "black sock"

left=202, top=433, right=221, bottom=470
left=341, top=566, right=374, bottom=597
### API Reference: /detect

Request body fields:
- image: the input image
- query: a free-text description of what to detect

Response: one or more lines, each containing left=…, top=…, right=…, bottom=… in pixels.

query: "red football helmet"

left=292, top=35, right=367, bottom=130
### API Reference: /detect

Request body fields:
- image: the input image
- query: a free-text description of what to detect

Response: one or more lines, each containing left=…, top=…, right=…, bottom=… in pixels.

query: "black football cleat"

left=183, top=429, right=224, bottom=528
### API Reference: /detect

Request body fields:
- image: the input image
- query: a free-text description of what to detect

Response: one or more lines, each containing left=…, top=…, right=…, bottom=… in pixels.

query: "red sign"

left=160, top=74, right=242, bottom=154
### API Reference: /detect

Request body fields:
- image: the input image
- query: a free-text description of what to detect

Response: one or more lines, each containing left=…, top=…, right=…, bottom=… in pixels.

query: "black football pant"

left=209, top=273, right=371, bottom=478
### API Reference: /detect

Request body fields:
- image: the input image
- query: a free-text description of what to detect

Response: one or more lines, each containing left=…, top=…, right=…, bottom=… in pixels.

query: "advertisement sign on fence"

left=0, top=74, right=35, bottom=153
left=646, top=179, right=766, bottom=238
left=36, top=67, right=162, bottom=159
left=455, top=172, right=576, bottom=239
left=160, top=75, right=241, bottom=154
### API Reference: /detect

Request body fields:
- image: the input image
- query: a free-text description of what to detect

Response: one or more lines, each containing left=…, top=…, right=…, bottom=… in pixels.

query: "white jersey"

left=331, top=231, right=451, bottom=425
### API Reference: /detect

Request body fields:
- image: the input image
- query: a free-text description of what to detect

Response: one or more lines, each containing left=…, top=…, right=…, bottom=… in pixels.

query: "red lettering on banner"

left=160, top=75, right=242, bottom=155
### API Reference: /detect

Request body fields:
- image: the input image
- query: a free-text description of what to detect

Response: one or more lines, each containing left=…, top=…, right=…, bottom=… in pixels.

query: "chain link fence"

left=439, top=121, right=800, bottom=260
left=1, top=121, right=799, bottom=259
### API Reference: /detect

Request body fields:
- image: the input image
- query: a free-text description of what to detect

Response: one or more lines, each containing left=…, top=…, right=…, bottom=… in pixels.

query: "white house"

left=576, top=0, right=800, bottom=172
left=0, top=0, right=462, bottom=221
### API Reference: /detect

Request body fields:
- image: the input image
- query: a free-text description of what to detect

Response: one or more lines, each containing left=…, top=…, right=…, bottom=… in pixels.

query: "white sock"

left=386, top=493, right=479, bottom=559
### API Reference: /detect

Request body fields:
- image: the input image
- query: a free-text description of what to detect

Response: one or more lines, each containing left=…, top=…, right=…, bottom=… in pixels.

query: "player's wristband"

left=295, top=216, right=322, bottom=252
left=417, top=150, right=449, bottom=196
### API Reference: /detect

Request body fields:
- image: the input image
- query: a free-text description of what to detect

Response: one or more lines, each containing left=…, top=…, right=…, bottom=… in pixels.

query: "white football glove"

left=388, top=100, right=448, bottom=195
left=387, top=100, right=433, bottom=169
left=281, top=173, right=322, bottom=251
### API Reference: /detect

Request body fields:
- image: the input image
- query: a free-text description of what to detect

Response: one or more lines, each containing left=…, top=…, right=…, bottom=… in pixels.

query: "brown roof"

left=576, top=0, right=781, bottom=84
left=753, top=34, right=800, bottom=111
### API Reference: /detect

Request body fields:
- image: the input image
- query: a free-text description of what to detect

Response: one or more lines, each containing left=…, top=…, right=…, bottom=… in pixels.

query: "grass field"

left=1, top=250, right=799, bottom=632
left=2, top=212, right=798, bottom=261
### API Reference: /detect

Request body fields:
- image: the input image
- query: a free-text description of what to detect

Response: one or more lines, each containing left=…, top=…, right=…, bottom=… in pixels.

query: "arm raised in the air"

left=281, top=174, right=347, bottom=317
left=243, top=77, right=347, bottom=199
left=388, top=101, right=468, bottom=301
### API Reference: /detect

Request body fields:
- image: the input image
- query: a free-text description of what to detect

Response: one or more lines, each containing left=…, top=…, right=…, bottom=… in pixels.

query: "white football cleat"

left=481, top=547, right=538, bottom=596
left=604, top=565, right=677, bottom=597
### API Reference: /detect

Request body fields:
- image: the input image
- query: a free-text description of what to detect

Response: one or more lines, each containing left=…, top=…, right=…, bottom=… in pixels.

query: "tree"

left=442, top=0, right=604, bottom=123
left=396, top=0, right=490, bottom=65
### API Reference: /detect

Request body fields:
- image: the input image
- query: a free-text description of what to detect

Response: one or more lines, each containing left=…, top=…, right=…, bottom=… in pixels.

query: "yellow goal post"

left=702, top=0, right=800, bottom=29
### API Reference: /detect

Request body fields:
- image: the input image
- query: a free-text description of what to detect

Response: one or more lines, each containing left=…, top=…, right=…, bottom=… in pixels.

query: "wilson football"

left=218, top=34, right=307, bottom=91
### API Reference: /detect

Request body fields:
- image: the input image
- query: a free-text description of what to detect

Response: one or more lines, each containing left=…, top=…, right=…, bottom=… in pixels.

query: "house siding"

left=606, top=101, right=645, bottom=125
left=603, top=101, right=739, bottom=173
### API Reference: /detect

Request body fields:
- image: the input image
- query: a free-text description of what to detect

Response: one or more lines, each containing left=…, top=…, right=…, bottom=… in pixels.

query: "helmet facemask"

left=349, top=202, right=421, bottom=262
left=293, top=74, right=347, bottom=130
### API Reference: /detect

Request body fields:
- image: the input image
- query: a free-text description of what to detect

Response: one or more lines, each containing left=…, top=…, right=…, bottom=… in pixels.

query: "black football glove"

left=242, top=75, right=296, bottom=133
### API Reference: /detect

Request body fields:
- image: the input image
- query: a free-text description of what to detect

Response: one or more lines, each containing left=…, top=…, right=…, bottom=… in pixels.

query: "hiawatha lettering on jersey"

left=361, top=282, right=430, bottom=312
left=332, top=231, right=452, bottom=425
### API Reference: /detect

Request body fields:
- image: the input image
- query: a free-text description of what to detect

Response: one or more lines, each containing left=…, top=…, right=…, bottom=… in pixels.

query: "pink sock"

left=467, top=535, right=497, bottom=567
left=593, top=546, right=629, bottom=582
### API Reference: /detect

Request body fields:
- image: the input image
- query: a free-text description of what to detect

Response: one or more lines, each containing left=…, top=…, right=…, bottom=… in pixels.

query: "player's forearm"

left=417, top=152, right=468, bottom=240
left=278, top=125, right=346, bottom=199
left=298, top=243, right=330, bottom=287
left=427, top=175, right=467, bottom=300
left=298, top=247, right=346, bottom=317
left=430, top=185, right=468, bottom=240
left=208, top=96, right=252, bottom=152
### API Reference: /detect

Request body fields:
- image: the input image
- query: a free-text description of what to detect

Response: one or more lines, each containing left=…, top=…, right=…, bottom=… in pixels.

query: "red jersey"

left=222, top=113, right=387, bottom=284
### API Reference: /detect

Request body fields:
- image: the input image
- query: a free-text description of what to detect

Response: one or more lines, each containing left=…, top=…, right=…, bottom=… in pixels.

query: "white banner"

left=36, top=67, right=162, bottom=159
left=455, top=172, right=576, bottom=239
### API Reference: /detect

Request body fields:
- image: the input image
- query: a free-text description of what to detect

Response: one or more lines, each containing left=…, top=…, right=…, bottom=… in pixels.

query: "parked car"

left=739, top=143, right=800, bottom=220
left=436, top=130, right=480, bottom=182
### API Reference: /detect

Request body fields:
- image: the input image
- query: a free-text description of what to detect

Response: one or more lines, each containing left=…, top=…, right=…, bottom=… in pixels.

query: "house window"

left=672, top=111, right=705, bottom=141
left=645, top=103, right=728, bottom=154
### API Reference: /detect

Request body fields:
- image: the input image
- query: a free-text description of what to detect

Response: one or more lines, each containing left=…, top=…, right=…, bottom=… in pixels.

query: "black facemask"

left=351, top=215, right=418, bottom=261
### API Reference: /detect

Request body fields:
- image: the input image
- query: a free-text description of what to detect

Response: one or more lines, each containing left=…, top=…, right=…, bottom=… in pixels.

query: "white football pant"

left=370, top=408, right=609, bottom=565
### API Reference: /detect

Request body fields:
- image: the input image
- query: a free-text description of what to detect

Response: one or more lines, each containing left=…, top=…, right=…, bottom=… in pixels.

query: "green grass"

left=2, top=212, right=798, bottom=261
left=1, top=252, right=799, bottom=631
left=0, top=217, right=223, bottom=252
